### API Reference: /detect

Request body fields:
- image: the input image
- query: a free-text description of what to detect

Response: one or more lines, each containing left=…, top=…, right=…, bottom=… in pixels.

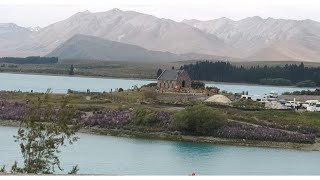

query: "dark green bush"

left=283, top=89, right=320, bottom=95
left=172, top=104, right=226, bottom=136
left=142, top=83, right=157, bottom=88
left=296, top=80, right=317, bottom=87
left=133, top=107, right=157, bottom=126
left=259, top=78, right=292, bottom=86
left=191, top=81, right=205, bottom=89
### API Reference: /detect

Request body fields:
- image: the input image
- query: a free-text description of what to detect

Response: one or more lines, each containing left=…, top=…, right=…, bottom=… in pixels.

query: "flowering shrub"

left=83, top=110, right=131, bottom=128
left=0, top=101, right=26, bottom=120
left=215, top=122, right=316, bottom=144
left=155, top=111, right=173, bottom=129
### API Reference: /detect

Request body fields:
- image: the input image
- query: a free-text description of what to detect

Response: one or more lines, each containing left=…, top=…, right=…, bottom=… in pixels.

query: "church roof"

left=157, top=69, right=184, bottom=81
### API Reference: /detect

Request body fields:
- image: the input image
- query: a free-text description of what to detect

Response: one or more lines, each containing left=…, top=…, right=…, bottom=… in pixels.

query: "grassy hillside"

left=0, top=59, right=184, bottom=79
left=1, top=59, right=320, bottom=80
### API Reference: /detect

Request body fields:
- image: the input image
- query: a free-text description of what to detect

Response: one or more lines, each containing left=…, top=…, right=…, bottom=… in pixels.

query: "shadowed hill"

left=47, top=34, right=225, bottom=62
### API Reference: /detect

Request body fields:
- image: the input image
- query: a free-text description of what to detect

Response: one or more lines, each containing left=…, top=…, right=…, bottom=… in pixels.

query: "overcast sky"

left=1, top=0, right=320, bottom=27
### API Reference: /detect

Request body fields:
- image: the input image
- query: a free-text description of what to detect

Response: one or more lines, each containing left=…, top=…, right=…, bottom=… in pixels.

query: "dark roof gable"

left=157, top=69, right=185, bottom=81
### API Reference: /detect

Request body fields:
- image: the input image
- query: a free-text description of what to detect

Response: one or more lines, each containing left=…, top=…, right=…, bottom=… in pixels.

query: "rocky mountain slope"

left=0, top=23, right=32, bottom=56
left=182, top=17, right=320, bottom=61
left=47, top=34, right=231, bottom=62
left=18, top=9, right=230, bottom=57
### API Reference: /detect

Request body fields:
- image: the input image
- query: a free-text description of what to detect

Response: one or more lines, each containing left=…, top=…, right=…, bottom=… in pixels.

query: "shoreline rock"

left=0, top=120, right=318, bottom=152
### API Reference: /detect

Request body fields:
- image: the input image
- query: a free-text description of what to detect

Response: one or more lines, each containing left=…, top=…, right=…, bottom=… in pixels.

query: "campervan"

left=316, top=102, right=320, bottom=112
left=306, top=102, right=319, bottom=112
left=241, top=95, right=268, bottom=102
left=303, top=100, right=319, bottom=109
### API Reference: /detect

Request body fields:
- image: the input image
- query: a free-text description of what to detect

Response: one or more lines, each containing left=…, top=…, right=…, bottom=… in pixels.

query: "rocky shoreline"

left=1, top=119, right=319, bottom=151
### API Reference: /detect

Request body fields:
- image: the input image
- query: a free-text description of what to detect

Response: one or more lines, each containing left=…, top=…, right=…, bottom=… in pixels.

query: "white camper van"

left=306, top=102, right=320, bottom=112
left=304, top=100, right=319, bottom=110
left=241, top=95, right=268, bottom=102
left=316, top=102, right=320, bottom=112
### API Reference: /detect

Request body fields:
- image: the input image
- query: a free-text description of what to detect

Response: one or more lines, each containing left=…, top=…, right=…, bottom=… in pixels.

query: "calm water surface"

left=0, top=126, right=320, bottom=175
left=206, top=82, right=315, bottom=95
left=0, top=73, right=155, bottom=93
left=0, top=73, right=314, bottom=95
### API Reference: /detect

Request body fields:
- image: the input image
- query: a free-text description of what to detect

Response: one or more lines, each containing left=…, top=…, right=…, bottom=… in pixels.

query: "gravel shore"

left=1, top=120, right=318, bottom=151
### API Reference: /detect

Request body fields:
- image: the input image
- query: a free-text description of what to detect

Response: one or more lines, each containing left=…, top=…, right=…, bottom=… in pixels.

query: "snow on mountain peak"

left=28, top=26, right=41, bottom=32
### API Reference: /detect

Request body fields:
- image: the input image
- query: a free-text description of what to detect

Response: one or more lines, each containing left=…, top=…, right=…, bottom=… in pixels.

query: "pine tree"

left=69, top=64, right=74, bottom=75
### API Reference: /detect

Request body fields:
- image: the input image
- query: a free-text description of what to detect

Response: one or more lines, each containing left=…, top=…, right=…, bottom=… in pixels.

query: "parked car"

left=285, top=101, right=297, bottom=108
left=278, top=99, right=286, bottom=105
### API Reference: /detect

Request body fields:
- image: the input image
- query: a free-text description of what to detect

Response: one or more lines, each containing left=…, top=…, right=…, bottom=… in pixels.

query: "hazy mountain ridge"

left=1, top=9, right=320, bottom=62
left=47, top=34, right=232, bottom=62
left=0, top=23, right=33, bottom=56
left=182, top=17, right=320, bottom=61
left=17, top=9, right=230, bottom=57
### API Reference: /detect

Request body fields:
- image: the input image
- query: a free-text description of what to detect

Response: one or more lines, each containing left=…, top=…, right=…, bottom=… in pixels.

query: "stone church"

left=157, top=69, right=192, bottom=89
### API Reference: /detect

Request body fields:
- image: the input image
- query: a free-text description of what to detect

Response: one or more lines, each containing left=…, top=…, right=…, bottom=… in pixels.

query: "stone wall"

left=176, top=71, right=191, bottom=88
left=157, top=80, right=177, bottom=89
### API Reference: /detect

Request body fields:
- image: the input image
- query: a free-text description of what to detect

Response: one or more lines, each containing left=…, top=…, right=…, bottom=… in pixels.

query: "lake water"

left=0, top=73, right=315, bottom=95
left=206, top=82, right=315, bottom=95
left=1, top=126, right=320, bottom=175
left=0, top=73, right=155, bottom=93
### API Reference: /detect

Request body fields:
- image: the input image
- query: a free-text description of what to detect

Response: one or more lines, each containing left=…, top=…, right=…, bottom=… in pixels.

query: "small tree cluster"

left=191, top=81, right=205, bottom=89
left=296, top=80, right=317, bottom=87
left=172, top=104, right=226, bottom=136
left=1, top=91, right=81, bottom=174
left=133, top=107, right=157, bottom=126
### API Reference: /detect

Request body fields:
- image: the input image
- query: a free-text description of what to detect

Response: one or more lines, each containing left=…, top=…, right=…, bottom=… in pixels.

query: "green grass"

left=255, top=110, right=320, bottom=126
left=225, top=107, right=320, bottom=127
left=0, top=59, right=184, bottom=79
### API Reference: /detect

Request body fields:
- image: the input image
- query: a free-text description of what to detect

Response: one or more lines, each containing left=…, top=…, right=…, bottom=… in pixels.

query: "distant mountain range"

left=0, top=23, right=32, bottom=56
left=47, top=34, right=228, bottom=62
left=182, top=17, right=320, bottom=61
left=1, top=8, right=320, bottom=62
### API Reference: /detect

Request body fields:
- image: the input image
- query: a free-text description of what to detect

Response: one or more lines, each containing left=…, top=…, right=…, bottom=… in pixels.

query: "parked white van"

left=303, top=100, right=319, bottom=110
left=316, top=103, right=320, bottom=112
left=307, top=102, right=319, bottom=112
left=241, top=95, right=268, bottom=102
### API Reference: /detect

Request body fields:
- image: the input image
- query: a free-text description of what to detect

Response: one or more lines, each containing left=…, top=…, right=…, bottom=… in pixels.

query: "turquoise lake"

left=0, top=73, right=314, bottom=95
left=0, top=126, right=320, bottom=175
